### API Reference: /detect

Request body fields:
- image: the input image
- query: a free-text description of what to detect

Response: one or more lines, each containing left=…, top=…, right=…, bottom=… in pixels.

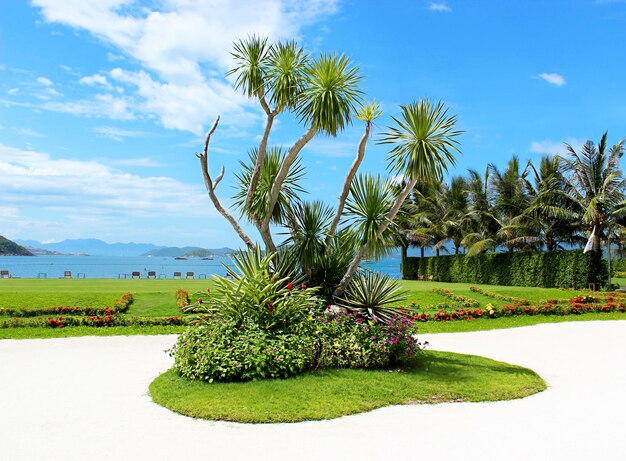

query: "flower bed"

left=409, top=294, right=626, bottom=322
left=432, top=288, right=480, bottom=308
left=0, top=292, right=134, bottom=317
left=469, top=286, right=530, bottom=305
left=0, top=312, right=189, bottom=329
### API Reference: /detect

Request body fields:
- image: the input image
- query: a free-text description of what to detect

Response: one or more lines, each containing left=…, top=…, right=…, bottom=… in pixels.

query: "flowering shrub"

left=0, top=293, right=134, bottom=318
left=469, top=286, right=530, bottom=305
left=432, top=288, right=480, bottom=308
left=312, top=313, right=426, bottom=369
left=175, top=289, right=191, bottom=311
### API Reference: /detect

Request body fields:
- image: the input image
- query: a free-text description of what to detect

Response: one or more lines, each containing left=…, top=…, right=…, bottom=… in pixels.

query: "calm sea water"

left=0, top=254, right=402, bottom=279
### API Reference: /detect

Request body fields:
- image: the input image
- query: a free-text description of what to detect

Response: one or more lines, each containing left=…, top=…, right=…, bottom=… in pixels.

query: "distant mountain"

left=14, top=238, right=163, bottom=256
left=143, top=246, right=235, bottom=257
left=0, top=236, right=33, bottom=256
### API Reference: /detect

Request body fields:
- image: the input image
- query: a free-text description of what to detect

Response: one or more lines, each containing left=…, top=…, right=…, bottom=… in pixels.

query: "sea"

left=0, top=253, right=403, bottom=280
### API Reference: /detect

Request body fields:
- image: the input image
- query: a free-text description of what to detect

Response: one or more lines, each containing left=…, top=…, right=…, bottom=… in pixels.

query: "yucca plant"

left=186, top=248, right=319, bottom=330
left=335, top=271, right=408, bottom=322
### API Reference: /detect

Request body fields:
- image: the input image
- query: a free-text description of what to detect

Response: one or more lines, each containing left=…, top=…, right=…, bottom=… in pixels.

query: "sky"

left=1, top=0, right=626, bottom=248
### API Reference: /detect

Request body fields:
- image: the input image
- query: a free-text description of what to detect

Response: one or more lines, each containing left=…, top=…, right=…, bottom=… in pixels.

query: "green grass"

left=0, top=325, right=186, bottom=339
left=0, top=292, right=120, bottom=309
left=0, top=278, right=624, bottom=339
left=149, top=350, right=546, bottom=423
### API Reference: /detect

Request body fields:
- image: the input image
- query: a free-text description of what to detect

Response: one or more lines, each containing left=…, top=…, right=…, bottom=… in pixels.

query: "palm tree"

left=560, top=132, right=625, bottom=252
left=334, top=99, right=462, bottom=296
left=462, top=168, right=499, bottom=255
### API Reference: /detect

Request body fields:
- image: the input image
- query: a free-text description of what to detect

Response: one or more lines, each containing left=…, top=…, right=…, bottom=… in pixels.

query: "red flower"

left=268, top=301, right=273, bottom=313
left=287, top=282, right=293, bottom=292
left=301, top=283, right=306, bottom=290
left=206, top=288, right=211, bottom=294
left=198, top=298, right=203, bottom=304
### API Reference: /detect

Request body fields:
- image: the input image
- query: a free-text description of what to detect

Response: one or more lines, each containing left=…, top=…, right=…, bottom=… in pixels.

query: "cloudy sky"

left=1, top=0, right=625, bottom=247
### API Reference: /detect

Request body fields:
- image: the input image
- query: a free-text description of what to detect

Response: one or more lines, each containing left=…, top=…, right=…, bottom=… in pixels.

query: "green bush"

left=0, top=292, right=134, bottom=317
left=311, top=313, right=423, bottom=369
left=171, top=314, right=425, bottom=383
left=403, top=250, right=607, bottom=289
left=171, top=319, right=315, bottom=382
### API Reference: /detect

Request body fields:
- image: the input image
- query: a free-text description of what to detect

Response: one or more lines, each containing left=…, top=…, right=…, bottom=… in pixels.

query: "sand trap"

left=1, top=321, right=625, bottom=460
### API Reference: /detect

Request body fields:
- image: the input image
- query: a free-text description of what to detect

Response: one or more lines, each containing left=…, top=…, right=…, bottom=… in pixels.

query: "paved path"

left=1, top=321, right=625, bottom=461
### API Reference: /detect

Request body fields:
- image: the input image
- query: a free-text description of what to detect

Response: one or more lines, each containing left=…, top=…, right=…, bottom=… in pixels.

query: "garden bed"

left=149, top=350, right=546, bottom=423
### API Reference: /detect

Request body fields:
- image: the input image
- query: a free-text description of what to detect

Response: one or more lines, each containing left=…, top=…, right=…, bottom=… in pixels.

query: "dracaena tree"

left=195, top=35, right=461, bottom=299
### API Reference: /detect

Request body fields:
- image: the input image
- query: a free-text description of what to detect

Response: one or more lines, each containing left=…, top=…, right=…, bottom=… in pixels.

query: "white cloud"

left=42, top=93, right=135, bottom=120
left=0, top=142, right=211, bottom=217
left=529, top=138, right=585, bottom=156
left=429, top=2, right=452, bottom=12
left=79, top=73, right=113, bottom=89
left=91, top=125, right=148, bottom=141
left=14, top=127, right=45, bottom=138
left=534, top=72, right=566, bottom=87
left=7, top=88, right=19, bottom=95
left=31, top=0, right=339, bottom=133
left=109, top=157, right=164, bottom=167
left=36, top=76, right=53, bottom=86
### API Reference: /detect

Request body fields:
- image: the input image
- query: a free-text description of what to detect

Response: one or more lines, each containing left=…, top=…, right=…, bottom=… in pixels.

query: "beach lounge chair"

left=63, top=271, right=72, bottom=279
left=147, top=271, right=156, bottom=279
left=0, top=270, right=9, bottom=278
left=186, top=271, right=195, bottom=279
left=173, top=271, right=182, bottom=279
left=131, top=271, right=141, bottom=279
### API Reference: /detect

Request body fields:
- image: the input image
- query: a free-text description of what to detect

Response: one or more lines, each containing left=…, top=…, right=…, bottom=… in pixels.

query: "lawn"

left=0, top=277, right=624, bottom=339
left=149, top=350, right=546, bottom=423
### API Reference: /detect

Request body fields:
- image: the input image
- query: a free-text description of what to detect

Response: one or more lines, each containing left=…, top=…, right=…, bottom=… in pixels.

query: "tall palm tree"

left=560, top=132, right=625, bottom=252
left=335, top=99, right=462, bottom=296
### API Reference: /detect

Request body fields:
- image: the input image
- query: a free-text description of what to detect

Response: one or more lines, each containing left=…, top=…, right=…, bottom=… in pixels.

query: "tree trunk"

left=334, top=177, right=417, bottom=297
left=260, top=126, right=316, bottom=251
left=436, top=247, right=440, bottom=257
left=420, top=246, right=425, bottom=258
left=325, top=122, right=371, bottom=248
left=245, top=109, right=276, bottom=210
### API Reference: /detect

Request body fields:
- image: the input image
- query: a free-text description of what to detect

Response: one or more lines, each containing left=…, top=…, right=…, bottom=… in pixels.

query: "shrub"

left=312, top=313, right=425, bottom=369
left=0, top=314, right=189, bottom=329
left=175, top=289, right=190, bottom=311
left=403, top=250, right=607, bottom=289
left=171, top=319, right=315, bottom=382
left=185, top=248, right=320, bottom=330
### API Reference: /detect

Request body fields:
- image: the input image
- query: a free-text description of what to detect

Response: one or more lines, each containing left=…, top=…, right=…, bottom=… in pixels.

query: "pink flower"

left=287, top=282, right=293, bottom=292
left=301, top=283, right=306, bottom=290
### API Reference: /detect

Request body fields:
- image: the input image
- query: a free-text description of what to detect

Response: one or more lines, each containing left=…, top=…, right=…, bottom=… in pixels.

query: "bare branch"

left=214, top=165, right=225, bottom=189
left=198, top=115, right=256, bottom=251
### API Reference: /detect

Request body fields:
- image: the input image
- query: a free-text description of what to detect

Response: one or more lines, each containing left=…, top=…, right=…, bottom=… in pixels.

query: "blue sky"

left=1, top=0, right=625, bottom=248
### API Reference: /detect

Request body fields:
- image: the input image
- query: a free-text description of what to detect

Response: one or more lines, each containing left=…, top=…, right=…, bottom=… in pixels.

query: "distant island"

left=0, top=236, right=33, bottom=256
left=13, top=238, right=235, bottom=258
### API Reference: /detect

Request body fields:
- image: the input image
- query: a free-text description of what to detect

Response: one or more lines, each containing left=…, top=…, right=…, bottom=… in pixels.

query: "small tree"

left=195, top=36, right=461, bottom=298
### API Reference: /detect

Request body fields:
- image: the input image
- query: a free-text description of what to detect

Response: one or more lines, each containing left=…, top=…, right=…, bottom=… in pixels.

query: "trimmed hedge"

left=402, top=250, right=607, bottom=289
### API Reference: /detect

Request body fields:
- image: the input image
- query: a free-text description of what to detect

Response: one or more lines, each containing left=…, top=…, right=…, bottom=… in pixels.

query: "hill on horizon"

left=14, top=238, right=236, bottom=257
left=0, top=236, right=33, bottom=256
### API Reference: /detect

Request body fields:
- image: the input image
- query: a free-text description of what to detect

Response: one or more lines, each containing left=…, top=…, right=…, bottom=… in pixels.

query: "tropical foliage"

left=396, top=133, right=626, bottom=263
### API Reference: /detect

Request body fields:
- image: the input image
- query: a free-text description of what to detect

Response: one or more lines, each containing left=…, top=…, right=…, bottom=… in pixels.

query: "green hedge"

left=402, top=250, right=607, bottom=289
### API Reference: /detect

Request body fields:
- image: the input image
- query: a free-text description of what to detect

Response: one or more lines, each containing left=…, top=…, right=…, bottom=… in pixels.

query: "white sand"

left=1, top=320, right=625, bottom=461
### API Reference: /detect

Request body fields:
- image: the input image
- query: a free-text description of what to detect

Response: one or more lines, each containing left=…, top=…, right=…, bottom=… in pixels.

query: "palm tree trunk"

left=420, top=246, right=425, bottom=258
left=334, top=178, right=417, bottom=297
